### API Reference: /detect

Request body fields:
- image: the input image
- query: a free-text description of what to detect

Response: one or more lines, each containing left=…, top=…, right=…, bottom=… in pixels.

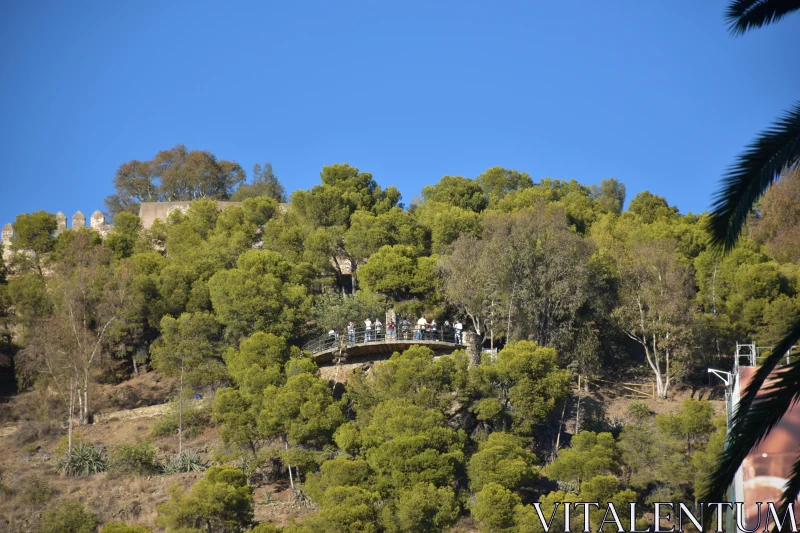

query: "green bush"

left=627, top=401, right=651, bottom=421
left=152, top=405, right=211, bottom=440
left=40, top=500, right=98, bottom=533
left=110, top=442, right=159, bottom=475
left=162, top=450, right=208, bottom=474
left=22, top=442, right=39, bottom=455
left=20, top=475, right=56, bottom=505
left=101, top=523, right=154, bottom=533
left=56, top=441, right=107, bottom=476
left=250, top=524, right=282, bottom=533
left=157, top=465, right=254, bottom=532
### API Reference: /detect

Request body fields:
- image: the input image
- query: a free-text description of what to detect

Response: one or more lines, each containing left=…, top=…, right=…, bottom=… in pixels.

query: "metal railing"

left=302, top=324, right=465, bottom=354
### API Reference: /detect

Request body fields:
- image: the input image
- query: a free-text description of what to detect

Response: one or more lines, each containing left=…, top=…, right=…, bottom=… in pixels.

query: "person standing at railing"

left=443, top=320, right=452, bottom=342
left=401, top=317, right=410, bottom=339
left=348, top=322, right=356, bottom=344
left=328, top=329, right=336, bottom=348
left=431, top=319, right=438, bottom=340
left=387, top=319, right=395, bottom=340
left=416, top=316, right=427, bottom=340
left=454, top=319, right=463, bottom=344
left=365, top=318, right=373, bottom=342
left=374, top=318, right=383, bottom=341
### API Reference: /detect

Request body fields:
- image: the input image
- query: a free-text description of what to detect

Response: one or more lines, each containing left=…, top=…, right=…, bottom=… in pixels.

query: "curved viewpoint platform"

left=303, top=327, right=464, bottom=363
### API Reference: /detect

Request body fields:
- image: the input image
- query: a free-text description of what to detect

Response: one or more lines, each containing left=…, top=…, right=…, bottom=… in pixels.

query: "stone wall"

left=138, top=201, right=243, bottom=229
left=1, top=210, right=112, bottom=261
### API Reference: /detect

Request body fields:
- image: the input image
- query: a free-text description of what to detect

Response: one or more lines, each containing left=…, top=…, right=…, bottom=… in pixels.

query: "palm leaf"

left=701, top=316, right=800, bottom=508
left=708, top=102, right=800, bottom=251
left=725, top=0, right=800, bottom=34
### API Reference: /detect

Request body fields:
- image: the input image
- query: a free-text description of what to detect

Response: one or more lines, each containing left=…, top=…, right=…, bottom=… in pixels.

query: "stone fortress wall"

left=1, top=210, right=113, bottom=261
left=0, top=201, right=291, bottom=262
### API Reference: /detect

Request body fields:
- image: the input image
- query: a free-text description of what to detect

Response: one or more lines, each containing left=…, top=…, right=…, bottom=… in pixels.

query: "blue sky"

left=0, top=1, right=797, bottom=226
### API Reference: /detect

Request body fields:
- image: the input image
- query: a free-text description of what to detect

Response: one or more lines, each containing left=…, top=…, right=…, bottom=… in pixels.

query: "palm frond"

left=725, top=0, right=800, bottom=34
left=708, top=102, right=800, bottom=251
left=701, top=316, right=800, bottom=507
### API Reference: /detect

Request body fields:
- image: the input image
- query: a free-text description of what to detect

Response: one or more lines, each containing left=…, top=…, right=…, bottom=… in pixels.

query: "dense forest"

left=1, top=145, right=799, bottom=533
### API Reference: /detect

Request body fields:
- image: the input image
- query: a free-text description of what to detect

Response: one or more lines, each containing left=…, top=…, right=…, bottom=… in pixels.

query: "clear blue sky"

left=1, top=1, right=797, bottom=226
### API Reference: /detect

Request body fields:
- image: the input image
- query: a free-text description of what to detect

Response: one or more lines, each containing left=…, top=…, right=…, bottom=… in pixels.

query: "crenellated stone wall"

left=1, top=210, right=114, bottom=261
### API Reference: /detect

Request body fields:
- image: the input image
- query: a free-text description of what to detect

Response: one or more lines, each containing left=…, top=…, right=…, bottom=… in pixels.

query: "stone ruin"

left=1, top=210, right=113, bottom=260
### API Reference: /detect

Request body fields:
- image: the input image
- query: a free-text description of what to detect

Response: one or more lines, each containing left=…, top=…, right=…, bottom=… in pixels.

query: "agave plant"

left=56, top=442, right=107, bottom=477
left=703, top=0, right=800, bottom=514
left=161, top=450, right=209, bottom=474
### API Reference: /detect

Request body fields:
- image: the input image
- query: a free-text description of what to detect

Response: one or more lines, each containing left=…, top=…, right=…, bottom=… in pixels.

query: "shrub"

left=157, top=466, right=254, bottom=532
left=161, top=450, right=208, bottom=474
left=40, top=500, right=98, bottom=533
left=20, top=475, right=56, bottom=505
left=152, top=405, right=210, bottom=440
left=22, top=442, right=39, bottom=455
left=250, top=524, right=282, bottom=533
left=57, top=441, right=107, bottom=476
left=101, top=523, right=154, bottom=533
left=110, top=442, right=159, bottom=475
left=13, top=420, right=60, bottom=445
left=627, top=401, right=651, bottom=421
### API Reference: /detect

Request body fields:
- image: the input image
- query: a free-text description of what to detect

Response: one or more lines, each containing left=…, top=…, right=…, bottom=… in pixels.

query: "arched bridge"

left=303, top=325, right=465, bottom=363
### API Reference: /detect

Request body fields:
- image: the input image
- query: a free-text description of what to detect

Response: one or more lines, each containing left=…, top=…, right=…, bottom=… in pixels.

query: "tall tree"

left=750, top=167, right=800, bottom=262
left=612, top=236, right=694, bottom=398
left=150, top=311, right=224, bottom=452
left=105, top=145, right=246, bottom=216
left=704, top=0, right=800, bottom=510
left=231, top=162, right=286, bottom=202
left=18, top=232, right=127, bottom=431
left=10, top=211, right=57, bottom=274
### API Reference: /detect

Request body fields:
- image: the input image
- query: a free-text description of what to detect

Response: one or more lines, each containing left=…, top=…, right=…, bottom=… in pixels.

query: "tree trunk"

left=68, top=378, right=75, bottom=454
left=179, top=361, right=184, bottom=454
left=83, top=373, right=89, bottom=424
left=285, top=439, right=295, bottom=490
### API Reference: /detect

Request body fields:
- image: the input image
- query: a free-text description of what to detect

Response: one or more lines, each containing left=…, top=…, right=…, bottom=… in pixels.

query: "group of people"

left=330, top=316, right=465, bottom=346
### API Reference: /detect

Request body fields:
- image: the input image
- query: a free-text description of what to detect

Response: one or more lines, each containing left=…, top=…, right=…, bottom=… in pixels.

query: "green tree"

left=231, top=162, right=286, bottom=202
left=422, top=175, right=487, bottom=212
left=311, top=486, right=380, bottom=533
left=545, top=431, right=620, bottom=486
left=414, top=201, right=482, bottom=254
left=627, top=191, right=679, bottom=223
left=345, top=346, right=466, bottom=415
left=468, top=341, right=571, bottom=435
left=334, top=400, right=465, bottom=496
left=751, top=167, right=800, bottom=262
left=468, top=432, right=538, bottom=492
left=150, top=312, right=223, bottom=452
left=471, top=483, right=520, bottom=533
left=208, top=250, right=312, bottom=340
left=10, top=211, right=57, bottom=273
left=610, top=233, right=695, bottom=398
left=105, top=144, right=246, bottom=215
left=591, top=178, right=627, bottom=214
left=477, top=166, right=533, bottom=206
left=157, top=465, right=254, bottom=533
left=40, top=500, right=98, bottom=533
left=655, top=399, right=715, bottom=455
left=105, top=212, right=145, bottom=259
left=313, top=291, right=388, bottom=333
left=357, top=245, right=437, bottom=300
left=388, top=483, right=459, bottom=533
left=259, top=373, right=344, bottom=488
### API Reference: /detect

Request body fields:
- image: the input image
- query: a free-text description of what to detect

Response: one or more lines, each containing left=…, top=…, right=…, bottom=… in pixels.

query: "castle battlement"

left=1, top=210, right=113, bottom=248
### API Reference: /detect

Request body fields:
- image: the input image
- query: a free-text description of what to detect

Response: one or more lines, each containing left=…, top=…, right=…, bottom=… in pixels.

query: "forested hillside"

left=0, top=150, right=798, bottom=533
